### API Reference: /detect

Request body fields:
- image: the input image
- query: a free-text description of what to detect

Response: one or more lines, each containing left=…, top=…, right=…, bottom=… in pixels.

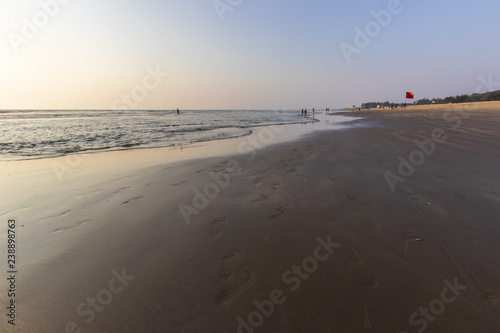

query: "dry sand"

left=1, top=102, right=500, bottom=332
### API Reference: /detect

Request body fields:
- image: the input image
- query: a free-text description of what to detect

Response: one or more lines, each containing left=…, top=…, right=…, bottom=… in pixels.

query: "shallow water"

left=0, top=109, right=318, bottom=160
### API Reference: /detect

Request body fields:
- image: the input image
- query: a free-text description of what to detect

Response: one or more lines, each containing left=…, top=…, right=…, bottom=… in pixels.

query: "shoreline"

left=0, top=113, right=358, bottom=164
left=0, top=118, right=322, bottom=163
left=2, top=102, right=500, bottom=332
left=0, top=111, right=324, bottom=162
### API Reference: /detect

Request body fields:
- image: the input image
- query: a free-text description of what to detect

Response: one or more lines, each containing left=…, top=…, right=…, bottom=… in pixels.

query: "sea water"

left=0, top=109, right=316, bottom=160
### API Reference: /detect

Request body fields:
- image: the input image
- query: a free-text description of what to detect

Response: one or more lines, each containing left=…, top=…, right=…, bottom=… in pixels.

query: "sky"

left=1, top=0, right=499, bottom=110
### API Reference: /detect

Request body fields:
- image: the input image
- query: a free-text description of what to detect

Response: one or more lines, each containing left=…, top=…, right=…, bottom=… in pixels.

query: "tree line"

left=361, top=89, right=500, bottom=109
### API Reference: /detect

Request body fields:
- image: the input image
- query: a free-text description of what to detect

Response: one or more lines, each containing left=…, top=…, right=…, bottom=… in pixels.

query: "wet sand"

left=1, top=102, right=500, bottom=332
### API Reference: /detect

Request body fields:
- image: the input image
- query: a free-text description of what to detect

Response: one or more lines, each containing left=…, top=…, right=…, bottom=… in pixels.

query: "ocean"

left=0, top=109, right=316, bottom=160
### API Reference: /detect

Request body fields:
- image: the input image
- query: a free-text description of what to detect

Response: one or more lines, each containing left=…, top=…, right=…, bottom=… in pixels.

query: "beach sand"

left=1, top=102, right=500, bottom=332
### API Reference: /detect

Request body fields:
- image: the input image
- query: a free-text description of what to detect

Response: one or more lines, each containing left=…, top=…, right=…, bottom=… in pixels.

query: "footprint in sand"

left=223, top=249, right=244, bottom=262
left=113, top=187, right=130, bottom=194
left=121, top=196, right=143, bottom=205
left=54, top=219, right=90, bottom=232
left=216, top=287, right=233, bottom=303
left=271, top=206, right=287, bottom=219
left=251, top=176, right=264, bottom=185
left=43, top=210, right=72, bottom=221
left=251, top=193, right=271, bottom=203
left=210, top=217, right=227, bottom=238
left=343, top=249, right=365, bottom=269
left=75, top=189, right=101, bottom=199
left=60, top=210, right=72, bottom=217
left=271, top=182, right=279, bottom=190
left=217, top=249, right=256, bottom=304
left=217, top=269, right=256, bottom=304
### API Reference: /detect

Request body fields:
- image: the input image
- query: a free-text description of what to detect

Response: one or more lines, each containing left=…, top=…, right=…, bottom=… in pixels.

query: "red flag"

left=406, top=91, right=415, bottom=99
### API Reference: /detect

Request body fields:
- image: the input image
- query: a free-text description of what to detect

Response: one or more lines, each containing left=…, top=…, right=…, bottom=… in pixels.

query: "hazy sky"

left=1, top=0, right=499, bottom=110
